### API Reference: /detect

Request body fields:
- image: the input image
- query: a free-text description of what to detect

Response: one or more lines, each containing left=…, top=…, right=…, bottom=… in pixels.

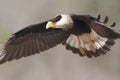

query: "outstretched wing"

left=0, top=21, right=69, bottom=64
left=64, top=15, right=120, bottom=58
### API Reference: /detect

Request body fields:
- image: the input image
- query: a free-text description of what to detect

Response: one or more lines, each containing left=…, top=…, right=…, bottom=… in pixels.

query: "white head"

left=46, top=14, right=73, bottom=30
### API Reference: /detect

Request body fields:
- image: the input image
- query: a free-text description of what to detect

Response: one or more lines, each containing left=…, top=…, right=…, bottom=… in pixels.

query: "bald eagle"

left=0, top=14, right=119, bottom=64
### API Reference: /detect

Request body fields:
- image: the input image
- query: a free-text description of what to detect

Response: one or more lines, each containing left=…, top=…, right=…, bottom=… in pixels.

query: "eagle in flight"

left=0, top=14, right=120, bottom=64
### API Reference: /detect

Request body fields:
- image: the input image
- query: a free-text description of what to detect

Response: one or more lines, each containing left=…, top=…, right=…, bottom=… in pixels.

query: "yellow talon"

left=80, top=47, right=85, bottom=54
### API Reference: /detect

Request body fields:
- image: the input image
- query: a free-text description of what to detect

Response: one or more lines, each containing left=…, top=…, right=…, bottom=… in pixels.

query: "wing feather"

left=0, top=22, right=69, bottom=64
left=90, top=21, right=120, bottom=39
left=16, top=42, right=24, bottom=59
left=24, top=37, right=31, bottom=57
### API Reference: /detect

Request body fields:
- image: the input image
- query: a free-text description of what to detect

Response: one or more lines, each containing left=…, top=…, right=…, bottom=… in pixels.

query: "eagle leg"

left=77, top=36, right=85, bottom=55
left=87, top=33, right=96, bottom=53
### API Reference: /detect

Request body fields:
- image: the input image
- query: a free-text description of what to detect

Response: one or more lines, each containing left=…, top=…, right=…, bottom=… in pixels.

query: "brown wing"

left=0, top=22, right=69, bottom=64
left=63, top=15, right=120, bottom=58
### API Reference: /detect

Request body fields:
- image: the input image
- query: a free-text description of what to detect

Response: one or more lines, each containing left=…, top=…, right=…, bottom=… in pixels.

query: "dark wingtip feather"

left=97, top=14, right=101, bottom=21
left=110, top=22, right=116, bottom=27
left=103, top=16, right=109, bottom=24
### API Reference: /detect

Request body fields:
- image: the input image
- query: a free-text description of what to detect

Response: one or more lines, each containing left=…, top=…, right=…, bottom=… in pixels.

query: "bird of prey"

left=0, top=14, right=120, bottom=64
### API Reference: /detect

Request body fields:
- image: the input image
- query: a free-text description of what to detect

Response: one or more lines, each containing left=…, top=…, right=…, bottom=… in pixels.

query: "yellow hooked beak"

left=46, top=21, right=56, bottom=29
